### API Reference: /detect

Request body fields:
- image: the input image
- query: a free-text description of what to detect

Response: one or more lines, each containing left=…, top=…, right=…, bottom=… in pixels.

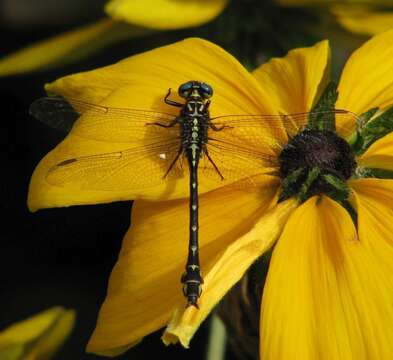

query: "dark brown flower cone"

left=216, top=254, right=271, bottom=360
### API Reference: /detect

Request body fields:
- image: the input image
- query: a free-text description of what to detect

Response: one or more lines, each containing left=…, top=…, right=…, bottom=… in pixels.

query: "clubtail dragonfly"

left=30, top=81, right=358, bottom=307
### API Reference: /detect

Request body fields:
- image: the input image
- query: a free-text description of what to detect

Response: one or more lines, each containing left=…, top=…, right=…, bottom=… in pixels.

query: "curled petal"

left=106, top=0, right=229, bottom=30
left=162, top=198, right=296, bottom=348
left=261, top=196, right=393, bottom=359
left=87, top=178, right=281, bottom=355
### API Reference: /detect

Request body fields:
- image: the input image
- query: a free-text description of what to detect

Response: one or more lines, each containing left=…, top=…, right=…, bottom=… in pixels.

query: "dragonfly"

left=30, top=81, right=359, bottom=307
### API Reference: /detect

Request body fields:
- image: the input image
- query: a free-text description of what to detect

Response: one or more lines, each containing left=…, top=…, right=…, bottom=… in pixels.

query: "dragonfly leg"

left=163, top=146, right=183, bottom=178
left=204, top=148, right=224, bottom=180
left=164, top=88, right=183, bottom=107
left=209, top=123, right=233, bottom=131
left=145, top=116, right=180, bottom=128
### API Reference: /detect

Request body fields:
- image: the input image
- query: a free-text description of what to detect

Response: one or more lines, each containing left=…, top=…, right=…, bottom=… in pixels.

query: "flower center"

left=278, top=129, right=357, bottom=201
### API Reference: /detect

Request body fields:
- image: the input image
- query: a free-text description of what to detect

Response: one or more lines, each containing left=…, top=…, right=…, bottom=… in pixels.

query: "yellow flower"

left=0, top=0, right=228, bottom=76
left=332, top=5, right=393, bottom=36
left=278, top=0, right=393, bottom=35
left=28, top=31, right=393, bottom=358
left=0, top=307, right=75, bottom=360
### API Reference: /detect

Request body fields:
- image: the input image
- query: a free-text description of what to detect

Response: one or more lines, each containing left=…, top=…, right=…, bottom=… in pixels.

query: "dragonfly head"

left=178, top=81, right=213, bottom=101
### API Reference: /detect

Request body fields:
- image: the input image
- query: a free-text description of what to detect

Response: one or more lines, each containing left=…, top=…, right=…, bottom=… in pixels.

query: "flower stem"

left=206, top=314, right=227, bottom=360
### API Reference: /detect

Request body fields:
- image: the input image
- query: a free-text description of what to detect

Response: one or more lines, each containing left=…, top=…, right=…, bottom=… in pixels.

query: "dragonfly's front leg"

left=145, top=116, right=180, bottom=128
left=164, top=88, right=184, bottom=108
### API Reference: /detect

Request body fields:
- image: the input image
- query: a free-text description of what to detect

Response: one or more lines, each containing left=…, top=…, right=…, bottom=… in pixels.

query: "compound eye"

left=178, top=81, right=193, bottom=98
left=200, top=83, right=213, bottom=99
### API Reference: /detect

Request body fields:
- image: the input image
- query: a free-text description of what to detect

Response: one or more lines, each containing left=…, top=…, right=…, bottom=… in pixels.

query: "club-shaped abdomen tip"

left=186, top=294, right=199, bottom=309
left=182, top=274, right=202, bottom=309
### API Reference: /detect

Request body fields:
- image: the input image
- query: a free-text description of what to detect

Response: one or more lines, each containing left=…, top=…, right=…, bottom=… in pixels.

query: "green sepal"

left=322, top=173, right=350, bottom=201
left=358, top=107, right=379, bottom=127
left=356, top=167, right=393, bottom=179
left=354, top=106, right=393, bottom=155
left=347, top=107, right=379, bottom=148
left=278, top=167, right=305, bottom=202
left=308, top=81, right=338, bottom=132
left=298, top=167, right=321, bottom=202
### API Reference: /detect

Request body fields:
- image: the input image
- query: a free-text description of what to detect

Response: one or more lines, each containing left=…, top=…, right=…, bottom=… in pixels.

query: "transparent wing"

left=36, top=98, right=359, bottom=192
left=30, top=97, right=78, bottom=132
left=199, top=138, right=279, bottom=190
left=30, top=97, right=180, bottom=142
left=46, top=140, right=185, bottom=190
left=200, top=110, right=359, bottom=189
left=211, top=109, right=359, bottom=147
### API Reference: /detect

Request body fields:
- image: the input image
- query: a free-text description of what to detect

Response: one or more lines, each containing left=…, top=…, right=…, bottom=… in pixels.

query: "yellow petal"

left=106, top=0, right=229, bottom=30
left=30, top=38, right=281, bottom=211
left=337, top=29, right=393, bottom=115
left=27, top=128, right=193, bottom=211
left=356, top=131, right=393, bottom=171
left=261, top=195, right=393, bottom=359
left=349, top=178, right=393, bottom=261
left=333, top=5, right=393, bottom=36
left=46, top=38, right=278, bottom=117
left=87, top=177, right=280, bottom=355
left=0, top=19, right=149, bottom=77
left=252, top=41, right=330, bottom=117
left=162, top=198, right=296, bottom=348
left=0, top=307, right=75, bottom=360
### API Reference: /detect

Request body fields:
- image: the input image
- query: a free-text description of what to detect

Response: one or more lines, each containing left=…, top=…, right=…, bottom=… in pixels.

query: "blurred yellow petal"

left=106, top=0, right=228, bottom=30
left=356, top=132, right=393, bottom=170
left=337, top=29, right=393, bottom=115
left=30, top=38, right=281, bottom=211
left=0, top=19, right=149, bottom=77
left=261, top=195, right=393, bottom=359
left=333, top=5, right=393, bottom=36
left=0, top=307, right=75, bottom=360
left=162, top=198, right=296, bottom=348
left=87, top=177, right=280, bottom=355
left=277, top=0, right=393, bottom=5
left=252, top=41, right=330, bottom=117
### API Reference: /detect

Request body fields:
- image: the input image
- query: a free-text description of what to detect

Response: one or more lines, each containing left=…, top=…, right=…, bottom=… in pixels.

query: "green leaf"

left=358, top=167, right=393, bottom=179
left=298, top=167, right=321, bottom=202
left=348, top=107, right=379, bottom=149
left=278, top=167, right=305, bottom=202
left=308, top=81, right=338, bottom=131
left=358, top=107, right=379, bottom=127
left=356, top=106, right=393, bottom=154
